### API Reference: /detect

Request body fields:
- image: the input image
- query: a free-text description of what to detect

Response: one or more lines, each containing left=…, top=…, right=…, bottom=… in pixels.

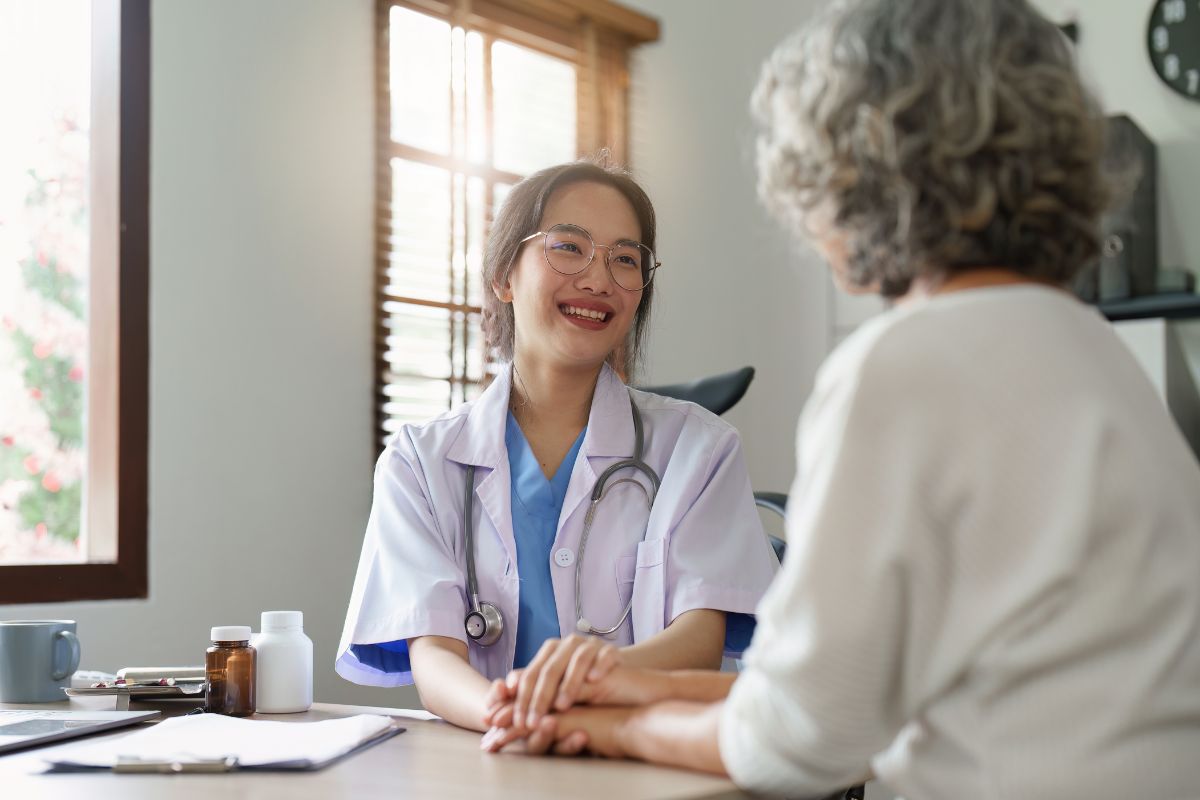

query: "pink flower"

left=42, top=472, right=61, bottom=493
left=35, top=523, right=47, bottom=540
left=1, top=436, right=13, bottom=447
left=68, top=364, right=83, bottom=382
left=29, top=388, right=42, bottom=401
left=36, top=250, right=49, bottom=267
left=33, top=341, right=53, bottom=359
left=23, top=455, right=39, bottom=474
left=1, top=317, right=14, bottom=331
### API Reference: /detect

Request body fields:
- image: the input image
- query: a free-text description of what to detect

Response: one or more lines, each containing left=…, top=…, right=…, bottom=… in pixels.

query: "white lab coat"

left=336, top=364, right=779, bottom=685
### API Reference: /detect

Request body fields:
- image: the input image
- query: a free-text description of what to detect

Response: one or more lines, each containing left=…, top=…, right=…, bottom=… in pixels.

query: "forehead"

left=539, top=181, right=641, bottom=242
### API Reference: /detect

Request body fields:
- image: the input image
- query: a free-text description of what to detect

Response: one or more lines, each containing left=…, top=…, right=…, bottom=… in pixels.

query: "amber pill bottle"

left=205, top=625, right=256, bottom=716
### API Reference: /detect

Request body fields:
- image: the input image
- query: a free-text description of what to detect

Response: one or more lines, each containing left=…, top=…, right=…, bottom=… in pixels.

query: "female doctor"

left=336, top=160, right=779, bottom=732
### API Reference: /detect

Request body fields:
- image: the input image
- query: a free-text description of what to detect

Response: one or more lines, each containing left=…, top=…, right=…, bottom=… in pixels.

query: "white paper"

left=48, top=713, right=398, bottom=768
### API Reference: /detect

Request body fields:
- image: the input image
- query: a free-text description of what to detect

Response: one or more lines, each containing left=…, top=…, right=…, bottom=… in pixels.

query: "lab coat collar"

left=579, top=363, right=637, bottom=459
left=445, top=366, right=512, bottom=468
left=444, top=362, right=637, bottom=467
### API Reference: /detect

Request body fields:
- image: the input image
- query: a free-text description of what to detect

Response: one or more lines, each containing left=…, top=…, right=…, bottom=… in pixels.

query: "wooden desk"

left=0, top=696, right=748, bottom=799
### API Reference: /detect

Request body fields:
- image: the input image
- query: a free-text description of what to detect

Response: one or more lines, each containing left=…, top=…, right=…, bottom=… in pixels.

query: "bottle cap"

left=210, top=625, right=252, bottom=642
left=261, top=610, right=303, bottom=632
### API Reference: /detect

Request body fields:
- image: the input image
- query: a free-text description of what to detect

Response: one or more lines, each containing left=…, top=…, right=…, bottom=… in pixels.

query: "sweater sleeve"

left=719, top=339, right=933, bottom=797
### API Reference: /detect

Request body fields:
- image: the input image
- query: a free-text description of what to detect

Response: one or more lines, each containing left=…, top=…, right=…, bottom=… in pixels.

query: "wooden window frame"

left=374, top=0, right=657, bottom=441
left=0, top=0, right=150, bottom=604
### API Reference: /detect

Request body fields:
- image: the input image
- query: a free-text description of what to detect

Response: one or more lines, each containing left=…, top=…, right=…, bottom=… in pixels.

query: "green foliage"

left=10, top=329, right=83, bottom=448
left=16, top=475, right=81, bottom=544
left=21, top=255, right=84, bottom=319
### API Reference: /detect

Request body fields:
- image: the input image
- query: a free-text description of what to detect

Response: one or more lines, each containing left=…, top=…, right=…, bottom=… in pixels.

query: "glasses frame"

left=518, top=223, right=661, bottom=292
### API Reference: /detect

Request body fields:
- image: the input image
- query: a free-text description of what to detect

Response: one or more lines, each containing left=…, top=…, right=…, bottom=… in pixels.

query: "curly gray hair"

left=753, top=0, right=1113, bottom=297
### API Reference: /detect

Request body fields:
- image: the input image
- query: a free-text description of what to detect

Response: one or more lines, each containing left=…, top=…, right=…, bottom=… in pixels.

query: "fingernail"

left=587, top=668, right=603, bottom=681
left=526, top=712, right=538, bottom=729
left=555, top=693, right=569, bottom=710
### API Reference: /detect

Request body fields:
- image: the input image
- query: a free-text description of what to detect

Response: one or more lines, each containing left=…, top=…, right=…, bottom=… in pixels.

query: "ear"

left=492, top=279, right=513, bottom=304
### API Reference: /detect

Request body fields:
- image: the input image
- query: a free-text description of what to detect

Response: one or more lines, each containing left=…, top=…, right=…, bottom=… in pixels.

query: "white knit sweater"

left=720, top=285, right=1200, bottom=799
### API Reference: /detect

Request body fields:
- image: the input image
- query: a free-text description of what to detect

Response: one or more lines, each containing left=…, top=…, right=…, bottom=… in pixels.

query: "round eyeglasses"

left=519, top=223, right=660, bottom=292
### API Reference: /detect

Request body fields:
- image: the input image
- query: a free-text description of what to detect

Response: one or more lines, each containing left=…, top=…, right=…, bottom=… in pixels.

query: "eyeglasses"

left=519, top=223, right=660, bottom=292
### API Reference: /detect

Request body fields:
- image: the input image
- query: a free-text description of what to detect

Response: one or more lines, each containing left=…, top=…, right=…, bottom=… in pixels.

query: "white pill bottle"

left=251, top=610, right=313, bottom=713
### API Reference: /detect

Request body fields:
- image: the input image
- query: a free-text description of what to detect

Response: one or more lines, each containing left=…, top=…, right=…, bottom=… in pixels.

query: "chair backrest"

left=638, top=366, right=755, bottom=416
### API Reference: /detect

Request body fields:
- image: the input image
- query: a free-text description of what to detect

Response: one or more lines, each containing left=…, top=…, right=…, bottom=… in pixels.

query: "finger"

left=555, top=641, right=602, bottom=710
left=524, top=715, right=558, bottom=756
left=481, top=679, right=509, bottom=725
left=528, top=637, right=584, bottom=724
left=552, top=729, right=590, bottom=756
left=480, top=724, right=527, bottom=753
left=587, top=643, right=620, bottom=682
left=513, top=642, right=556, bottom=725
left=489, top=702, right=516, bottom=729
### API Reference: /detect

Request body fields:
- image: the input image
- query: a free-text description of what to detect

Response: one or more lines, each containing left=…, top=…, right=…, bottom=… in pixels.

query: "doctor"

left=336, top=160, right=779, bottom=732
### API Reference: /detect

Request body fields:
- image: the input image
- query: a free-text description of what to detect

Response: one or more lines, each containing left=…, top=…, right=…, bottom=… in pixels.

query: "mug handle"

left=52, top=630, right=81, bottom=681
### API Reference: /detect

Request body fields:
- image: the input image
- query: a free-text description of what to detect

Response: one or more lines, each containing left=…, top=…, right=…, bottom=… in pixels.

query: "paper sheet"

left=48, top=713, right=399, bottom=768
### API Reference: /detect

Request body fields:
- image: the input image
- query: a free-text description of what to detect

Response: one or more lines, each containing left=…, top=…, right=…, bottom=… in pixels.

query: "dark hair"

left=481, top=159, right=657, bottom=378
left=753, top=0, right=1115, bottom=297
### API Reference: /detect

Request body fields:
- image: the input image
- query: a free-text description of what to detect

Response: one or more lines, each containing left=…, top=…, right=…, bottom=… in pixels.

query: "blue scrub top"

left=350, top=413, right=585, bottom=676
left=506, top=412, right=586, bottom=668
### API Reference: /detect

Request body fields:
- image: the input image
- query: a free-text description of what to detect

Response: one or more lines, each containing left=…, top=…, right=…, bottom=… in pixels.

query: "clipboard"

left=45, top=713, right=405, bottom=773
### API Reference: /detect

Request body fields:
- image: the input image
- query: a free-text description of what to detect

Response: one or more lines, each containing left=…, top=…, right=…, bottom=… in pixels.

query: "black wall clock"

left=1148, top=0, right=1200, bottom=101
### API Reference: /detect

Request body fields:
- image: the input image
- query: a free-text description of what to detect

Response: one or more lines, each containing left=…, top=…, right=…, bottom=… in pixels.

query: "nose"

left=573, top=249, right=615, bottom=295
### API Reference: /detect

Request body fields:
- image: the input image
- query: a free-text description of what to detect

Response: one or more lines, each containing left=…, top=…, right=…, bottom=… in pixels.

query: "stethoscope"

left=462, top=393, right=661, bottom=646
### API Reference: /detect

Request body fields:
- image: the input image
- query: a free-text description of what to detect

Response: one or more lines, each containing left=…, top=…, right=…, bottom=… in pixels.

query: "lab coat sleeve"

left=663, top=423, right=779, bottom=630
left=718, top=347, right=921, bottom=797
left=335, top=432, right=468, bottom=687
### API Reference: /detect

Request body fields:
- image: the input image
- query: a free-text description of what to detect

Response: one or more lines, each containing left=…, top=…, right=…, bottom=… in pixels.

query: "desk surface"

left=0, top=696, right=748, bottom=799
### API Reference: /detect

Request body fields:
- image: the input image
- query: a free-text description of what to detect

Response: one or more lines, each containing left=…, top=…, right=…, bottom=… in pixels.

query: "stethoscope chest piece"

left=465, top=602, right=504, bottom=646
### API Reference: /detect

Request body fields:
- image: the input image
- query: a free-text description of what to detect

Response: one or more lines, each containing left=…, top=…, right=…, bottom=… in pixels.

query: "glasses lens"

left=608, top=242, right=653, bottom=290
left=543, top=225, right=593, bottom=275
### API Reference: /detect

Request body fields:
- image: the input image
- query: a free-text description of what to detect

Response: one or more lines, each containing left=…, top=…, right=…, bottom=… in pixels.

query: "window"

left=374, top=0, right=658, bottom=441
left=0, top=0, right=149, bottom=602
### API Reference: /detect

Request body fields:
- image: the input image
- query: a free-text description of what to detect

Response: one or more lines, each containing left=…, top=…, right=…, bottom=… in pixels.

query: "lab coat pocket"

left=614, top=555, right=636, bottom=609
left=631, top=538, right=666, bottom=643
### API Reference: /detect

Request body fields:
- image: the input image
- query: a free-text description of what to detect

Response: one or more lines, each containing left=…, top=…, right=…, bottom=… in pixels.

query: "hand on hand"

left=481, top=706, right=635, bottom=759
left=482, top=634, right=620, bottom=732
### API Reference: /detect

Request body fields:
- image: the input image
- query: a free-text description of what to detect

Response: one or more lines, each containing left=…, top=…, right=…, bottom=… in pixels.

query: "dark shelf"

left=1098, top=293, right=1200, bottom=322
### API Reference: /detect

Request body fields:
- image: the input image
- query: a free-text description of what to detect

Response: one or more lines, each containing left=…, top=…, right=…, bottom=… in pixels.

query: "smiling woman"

left=336, top=159, right=779, bottom=737
left=0, top=0, right=148, bottom=603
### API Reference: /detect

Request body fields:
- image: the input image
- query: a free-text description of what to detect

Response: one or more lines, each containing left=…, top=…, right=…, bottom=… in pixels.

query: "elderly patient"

left=480, top=0, right=1200, bottom=797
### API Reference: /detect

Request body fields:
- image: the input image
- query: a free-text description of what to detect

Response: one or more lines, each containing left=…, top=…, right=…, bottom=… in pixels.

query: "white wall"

left=5, top=0, right=414, bottom=709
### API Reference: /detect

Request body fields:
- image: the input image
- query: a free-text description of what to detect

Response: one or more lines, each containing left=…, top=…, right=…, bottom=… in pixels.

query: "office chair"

left=640, top=367, right=863, bottom=800
left=639, top=366, right=788, bottom=563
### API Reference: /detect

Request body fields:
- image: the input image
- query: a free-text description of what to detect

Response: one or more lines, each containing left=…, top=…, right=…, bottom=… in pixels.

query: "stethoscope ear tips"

left=575, top=618, right=592, bottom=634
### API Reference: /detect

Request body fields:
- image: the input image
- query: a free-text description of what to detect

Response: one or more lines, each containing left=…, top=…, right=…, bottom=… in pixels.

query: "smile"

left=559, top=304, right=612, bottom=323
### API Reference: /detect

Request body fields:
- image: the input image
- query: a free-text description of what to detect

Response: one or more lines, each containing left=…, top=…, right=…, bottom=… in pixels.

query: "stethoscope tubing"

left=463, top=393, right=660, bottom=642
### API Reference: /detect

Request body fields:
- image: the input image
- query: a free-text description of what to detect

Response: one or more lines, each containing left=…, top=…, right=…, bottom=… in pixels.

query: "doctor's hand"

left=482, top=706, right=635, bottom=759
left=483, top=635, right=621, bottom=731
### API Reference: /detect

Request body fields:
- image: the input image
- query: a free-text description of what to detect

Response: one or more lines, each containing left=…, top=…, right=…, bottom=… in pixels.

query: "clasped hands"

left=479, top=634, right=664, bottom=758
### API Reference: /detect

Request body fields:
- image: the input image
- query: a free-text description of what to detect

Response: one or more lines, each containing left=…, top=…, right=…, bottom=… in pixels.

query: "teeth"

left=562, top=305, right=608, bottom=321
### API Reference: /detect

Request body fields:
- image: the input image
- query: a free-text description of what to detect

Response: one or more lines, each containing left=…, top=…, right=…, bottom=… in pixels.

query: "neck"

left=899, top=267, right=1064, bottom=304
left=508, top=352, right=602, bottom=433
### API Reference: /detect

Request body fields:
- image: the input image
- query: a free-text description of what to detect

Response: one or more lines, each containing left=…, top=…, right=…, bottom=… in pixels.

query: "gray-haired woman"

left=483, top=0, right=1200, bottom=797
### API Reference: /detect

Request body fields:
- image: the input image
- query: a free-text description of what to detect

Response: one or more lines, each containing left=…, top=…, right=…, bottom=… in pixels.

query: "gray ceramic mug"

left=0, top=620, right=81, bottom=703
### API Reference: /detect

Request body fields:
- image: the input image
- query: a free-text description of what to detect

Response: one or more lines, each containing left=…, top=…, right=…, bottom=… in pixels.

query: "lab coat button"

left=554, top=548, right=575, bottom=567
